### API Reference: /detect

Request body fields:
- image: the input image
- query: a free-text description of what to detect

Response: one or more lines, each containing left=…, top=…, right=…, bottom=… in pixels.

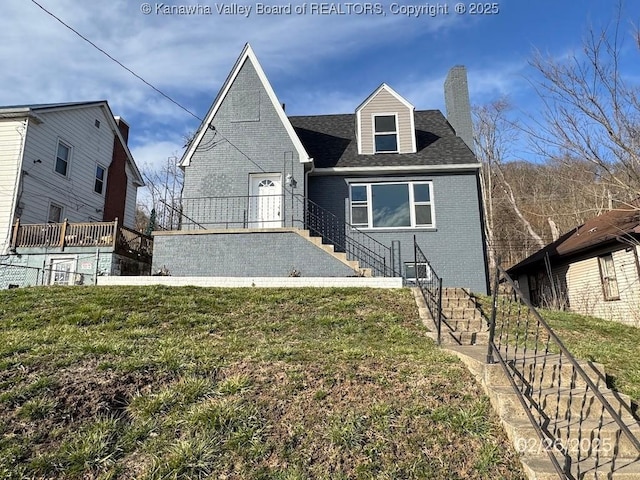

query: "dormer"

left=355, top=84, right=417, bottom=155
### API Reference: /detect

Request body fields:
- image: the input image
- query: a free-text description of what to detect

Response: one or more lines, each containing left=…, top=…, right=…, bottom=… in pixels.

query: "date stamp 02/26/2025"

left=515, top=436, right=613, bottom=455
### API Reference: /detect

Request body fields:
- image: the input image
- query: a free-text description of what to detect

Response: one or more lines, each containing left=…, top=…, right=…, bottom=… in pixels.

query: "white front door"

left=249, top=174, right=282, bottom=228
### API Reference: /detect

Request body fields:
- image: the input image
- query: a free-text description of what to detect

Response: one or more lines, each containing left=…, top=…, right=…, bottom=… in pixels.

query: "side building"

left=0, top=101, right=151, bottom=287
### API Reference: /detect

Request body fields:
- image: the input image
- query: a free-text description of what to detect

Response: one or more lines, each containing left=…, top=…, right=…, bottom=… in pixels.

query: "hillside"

left=0, top=286, right=524, bottom=479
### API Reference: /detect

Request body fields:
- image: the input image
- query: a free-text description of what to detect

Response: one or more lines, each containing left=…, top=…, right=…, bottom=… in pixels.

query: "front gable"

left=180, top=44, right=311, bottom=169
left=356, top=84, right=417, bottom=155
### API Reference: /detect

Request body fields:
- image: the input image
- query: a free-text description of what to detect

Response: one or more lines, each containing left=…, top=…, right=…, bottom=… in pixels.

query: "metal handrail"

left=292, top=194, right=400, bottom=277
left=487, top=263, right=640, bottom=477
left=168, top=193, right=402, bottom=277
left=413, top=236, right=443, bottom=344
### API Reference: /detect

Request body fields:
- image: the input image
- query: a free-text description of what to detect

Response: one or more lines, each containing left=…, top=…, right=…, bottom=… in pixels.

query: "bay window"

left=350, top=181, right=434, bottom=229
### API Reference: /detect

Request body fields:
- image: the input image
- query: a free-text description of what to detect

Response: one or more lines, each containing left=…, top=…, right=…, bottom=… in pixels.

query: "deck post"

left=10, top=218, right=20, bottom=250
left=60, top=218, right=69, bottom=250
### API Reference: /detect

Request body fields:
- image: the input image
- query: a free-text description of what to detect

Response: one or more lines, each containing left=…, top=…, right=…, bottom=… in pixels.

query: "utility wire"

left=29, top=0, right=203, bottom=123
left=30, top=0, right=267, bottom=173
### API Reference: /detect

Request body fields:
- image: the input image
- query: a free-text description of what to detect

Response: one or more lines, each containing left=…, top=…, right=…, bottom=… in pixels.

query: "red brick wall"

left=103, top=119, right=129, bottom=223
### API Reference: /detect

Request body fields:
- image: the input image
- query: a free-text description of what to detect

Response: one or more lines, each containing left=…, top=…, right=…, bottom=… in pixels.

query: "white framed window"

left=48, top=202, right=63, bottom=223
left=49, top=258, right=75, bottom=286
left=598, top=253, right=620, bottom=301
left=55, top=140, right=71, bottom=177
left=373, top=114, right=398, bottom=153
left=349, top=181, right=435, bottom=229
left=94, top=164, right=106, bottom=194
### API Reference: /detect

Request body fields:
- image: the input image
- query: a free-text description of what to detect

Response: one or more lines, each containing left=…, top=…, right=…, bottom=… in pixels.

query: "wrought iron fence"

left=181, top=195, right=285, bottom=229
left=295, top=195, right=399, bottom=277
left=413, top=236, right=443, bottom=344
left=180, top=193, right=401, bottom=277
left=487, top=263, right=640, bottom=478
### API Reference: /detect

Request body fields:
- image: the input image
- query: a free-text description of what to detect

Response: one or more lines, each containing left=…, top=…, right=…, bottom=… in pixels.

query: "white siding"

left=18, top=106, right=115, bottom=225
left=123, top=162, right=138, bottom=229
left=565, top=249, right=640, bottom=326
left=0, top=119, right=25, bottom=253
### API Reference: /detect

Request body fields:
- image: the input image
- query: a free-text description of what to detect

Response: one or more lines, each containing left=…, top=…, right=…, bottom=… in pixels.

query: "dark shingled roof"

left=288, top=110, right=477, bottom=168
left=508, top=204, right=640, bottom=275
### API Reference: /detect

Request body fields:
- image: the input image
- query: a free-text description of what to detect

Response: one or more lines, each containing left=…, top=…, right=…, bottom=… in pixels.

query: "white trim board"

left=311, top=163, right=481, bottom=175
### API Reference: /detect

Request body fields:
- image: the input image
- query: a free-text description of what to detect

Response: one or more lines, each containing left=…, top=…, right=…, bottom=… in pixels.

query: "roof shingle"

left=289, top=110, right=477, bottom=168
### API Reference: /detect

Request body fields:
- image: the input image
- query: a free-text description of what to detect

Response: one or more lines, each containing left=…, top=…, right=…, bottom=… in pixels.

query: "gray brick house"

left=152, top=44, right=488, bottom=293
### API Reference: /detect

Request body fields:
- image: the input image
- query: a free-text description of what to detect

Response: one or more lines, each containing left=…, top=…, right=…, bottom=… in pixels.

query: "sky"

left=2, top=0, right=638, bottom=174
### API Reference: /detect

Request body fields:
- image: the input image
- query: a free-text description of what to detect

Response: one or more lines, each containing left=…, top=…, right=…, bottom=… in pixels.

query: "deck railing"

left=10, top=219, right=153, bottom=258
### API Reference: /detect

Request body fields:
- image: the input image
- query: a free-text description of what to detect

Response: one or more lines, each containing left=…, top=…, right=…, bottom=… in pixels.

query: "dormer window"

left=374, top=115, right=398, bottom=153
left=356, top=84, right=416, bottom=155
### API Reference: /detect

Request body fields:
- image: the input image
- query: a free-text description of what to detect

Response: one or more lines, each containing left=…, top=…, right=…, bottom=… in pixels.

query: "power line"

left=29, top=0, right=203, bottom=123
left=30, top=0, right=268, bottom=174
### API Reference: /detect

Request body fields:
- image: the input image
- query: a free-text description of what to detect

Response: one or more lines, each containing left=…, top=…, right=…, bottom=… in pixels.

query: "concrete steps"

left=443, top=345, right=640, bottom=480
left=293, top=229, right=372, bottom=277
left=521, top=454, right=640, bottom=480
left=413, top=287, right=489, bottom=346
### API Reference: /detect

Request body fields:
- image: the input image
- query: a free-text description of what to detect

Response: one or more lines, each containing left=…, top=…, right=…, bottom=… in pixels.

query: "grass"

left=476, top=295, right=640, bottom=403
left=0, top=285, right=525, bottom=479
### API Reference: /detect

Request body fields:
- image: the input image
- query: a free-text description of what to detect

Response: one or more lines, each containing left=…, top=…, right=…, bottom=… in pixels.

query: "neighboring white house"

left=508, top=204, right=640, bottom=327
left=0, top=101, right=150, bottom=286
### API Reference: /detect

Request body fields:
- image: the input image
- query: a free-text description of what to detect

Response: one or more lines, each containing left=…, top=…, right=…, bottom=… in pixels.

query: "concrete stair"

left=413, top=287, right=489, bottom=345
left=445, top=345, right=640, bottom=480
left=412, top=289, right=640, bottom=479
left=293, top=228, right=372, bottom=277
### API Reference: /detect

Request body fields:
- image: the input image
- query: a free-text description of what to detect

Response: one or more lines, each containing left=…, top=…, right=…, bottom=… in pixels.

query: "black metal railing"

left=181, top=195, right=285, bottom=229
left=487, top=263, right=640, bottom=478
left=294, top=195, right=399, bottom=277
left=179, top=193, right=401, bottom=277
left=413, top=236, right=443, bottom=344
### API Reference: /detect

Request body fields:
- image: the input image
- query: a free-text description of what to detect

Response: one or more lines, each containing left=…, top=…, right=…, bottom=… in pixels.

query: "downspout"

left=3, top=118, right=29, bottom=255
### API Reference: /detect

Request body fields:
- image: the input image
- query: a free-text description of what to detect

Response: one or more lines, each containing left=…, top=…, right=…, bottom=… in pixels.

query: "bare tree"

left=139, top=156, right=184, bottom=231
left=528, top=7, right=640, bottom=205
left=474, top=100, right=546, bottom=274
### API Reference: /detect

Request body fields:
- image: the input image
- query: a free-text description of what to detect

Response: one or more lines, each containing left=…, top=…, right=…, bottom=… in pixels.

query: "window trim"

left=94, top=163, right=107, bottom=195
left=54, top=139, right=72, bottom=177
left=598, top=253, right=620, bottom=301
left=372, top=113, right=399, bottom=153
left=349, top=181, right=435, bottom=230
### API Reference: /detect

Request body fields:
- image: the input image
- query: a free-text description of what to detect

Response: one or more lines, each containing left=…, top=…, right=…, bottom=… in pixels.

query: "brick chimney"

left=444, top=66, right=475, bottom=153
left=103, top=116, right=130, bottom=224
left=114, top=116, right=129, bottom=144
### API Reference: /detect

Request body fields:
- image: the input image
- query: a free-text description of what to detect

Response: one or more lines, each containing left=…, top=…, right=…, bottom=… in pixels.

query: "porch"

left=162, top=193, right=402, bottom=278
left=10, top=218, right=153, bottom=262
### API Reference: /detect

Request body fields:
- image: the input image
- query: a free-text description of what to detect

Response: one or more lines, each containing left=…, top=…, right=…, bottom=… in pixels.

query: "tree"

left=474, top=100, right=546, bottom=274
left=138, top=156, right=184, bottom=231
left=528, top=8, right=640, bottom=205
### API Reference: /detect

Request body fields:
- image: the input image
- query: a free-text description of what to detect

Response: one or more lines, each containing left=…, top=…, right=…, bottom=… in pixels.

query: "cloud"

left=0, top=0, right=534, bottom=167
